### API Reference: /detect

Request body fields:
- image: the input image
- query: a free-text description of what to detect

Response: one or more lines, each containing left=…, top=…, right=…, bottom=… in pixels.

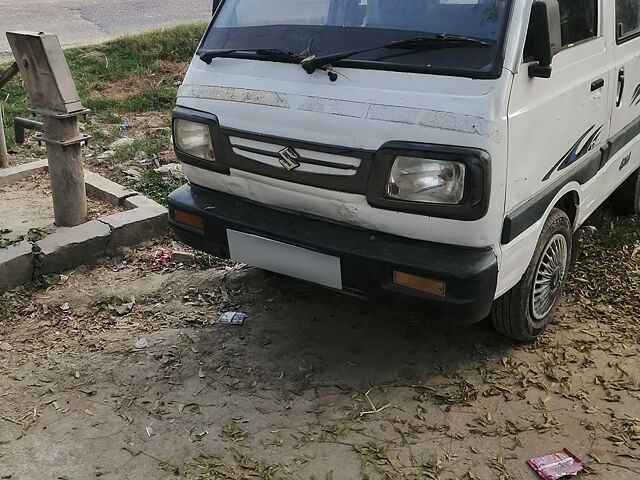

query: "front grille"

left=229, top=136, right=361, bottom=176
left=218, top=127, right=373, bottom=194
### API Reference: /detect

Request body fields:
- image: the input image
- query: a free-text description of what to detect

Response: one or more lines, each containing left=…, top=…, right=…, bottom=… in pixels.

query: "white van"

left=168, top=0, right=640, bottom=340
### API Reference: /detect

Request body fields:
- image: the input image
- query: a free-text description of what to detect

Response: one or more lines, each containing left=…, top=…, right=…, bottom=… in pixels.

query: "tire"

left=610, top=168, right=640, bottom=215
left=569, top=228, right=581, bottom=272
left=491, top=208, right=572, bottom=341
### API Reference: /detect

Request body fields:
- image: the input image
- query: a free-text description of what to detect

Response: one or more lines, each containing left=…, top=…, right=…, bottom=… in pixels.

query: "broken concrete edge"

left=83, top=169, right=138, bottom=206
left=0, top=159, right=139, bottom=207
left=98, top=197, right=168, bottom=254
left=0, top=159, right=48, bottom=186
left=0, top=162, right=169, bottom=292
left=0, top=160, right=139, bottom=208
left=0, top=202, right=168, bottom=292
left=0, top=241, right=34, bottom=292
left=35, top=220, right=112, bottom=275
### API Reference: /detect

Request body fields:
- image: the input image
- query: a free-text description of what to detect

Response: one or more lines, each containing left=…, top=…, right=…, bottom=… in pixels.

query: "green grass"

left=112, top=129, right=172, bottom=163
left=1, top=23, right=206, bottom=146
left=127, top=170, right=186, bottom=207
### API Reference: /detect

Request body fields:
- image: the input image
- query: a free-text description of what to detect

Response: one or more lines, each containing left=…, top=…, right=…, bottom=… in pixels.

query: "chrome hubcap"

left=531, top=234, right=568, bottom=320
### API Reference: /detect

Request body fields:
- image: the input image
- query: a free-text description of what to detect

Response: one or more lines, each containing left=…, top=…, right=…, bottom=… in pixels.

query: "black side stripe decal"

left=631, top=83, right=640, bottom=107
left=503, top=115, right=640, bottom=245
left=502, top=149, right=602, bottom=245
left=542, top=125, right=603, bottom=182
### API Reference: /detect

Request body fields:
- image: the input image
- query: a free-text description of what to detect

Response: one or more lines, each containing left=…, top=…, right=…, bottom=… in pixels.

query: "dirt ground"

left=0, top=172, right=124, bottom=246
left=0, top=211, right=639, bottom=480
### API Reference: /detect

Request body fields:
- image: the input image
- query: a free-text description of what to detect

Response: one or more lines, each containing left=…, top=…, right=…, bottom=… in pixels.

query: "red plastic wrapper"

left=527, top=449, right=583, bottom=480
left=152, top=249, right=172, bottom=268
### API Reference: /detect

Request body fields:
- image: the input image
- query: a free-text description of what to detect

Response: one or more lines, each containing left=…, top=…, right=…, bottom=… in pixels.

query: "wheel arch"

left=497, top=183, right=582, bottom=297
left=553, top=189, right=580, bottom=230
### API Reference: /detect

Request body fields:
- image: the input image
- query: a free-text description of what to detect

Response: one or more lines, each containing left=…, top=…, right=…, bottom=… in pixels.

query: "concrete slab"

left=123, top=194, right=168, bottom=212
left=0, top=160, right=169, bottom=292
left=100, top=204, right=168, bottom=253
left=0, top=241, right=34, bottom=291
left=36, top=220, right=111, bottom=275
left=0, top=159, right=48, bottom=186
left=84, top=170, right=136, bottom=205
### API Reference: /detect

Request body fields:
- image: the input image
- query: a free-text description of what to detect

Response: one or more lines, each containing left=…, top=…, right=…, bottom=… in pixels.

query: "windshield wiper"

left=300, top=34, right=491, bottom=74
left=199, top=48, right=302, bottom=65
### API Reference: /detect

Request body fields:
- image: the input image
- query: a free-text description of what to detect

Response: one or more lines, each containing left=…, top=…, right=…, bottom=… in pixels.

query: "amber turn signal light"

left=173, top=209, right=204, bottom=230
left=393, top=271, right=446, bottom=297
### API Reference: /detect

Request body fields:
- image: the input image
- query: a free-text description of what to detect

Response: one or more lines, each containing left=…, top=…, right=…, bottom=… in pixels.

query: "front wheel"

left=491, top=208, right=572, bottom=341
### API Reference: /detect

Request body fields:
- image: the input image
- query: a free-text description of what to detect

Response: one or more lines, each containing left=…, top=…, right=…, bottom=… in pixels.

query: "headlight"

left=174, top=119, right=215, bottom=161
left=386, top=156, right=466, bottom=204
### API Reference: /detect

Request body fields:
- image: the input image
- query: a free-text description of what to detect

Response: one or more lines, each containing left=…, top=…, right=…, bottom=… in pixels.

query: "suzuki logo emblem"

left=278, top=147, right=301, bottom=171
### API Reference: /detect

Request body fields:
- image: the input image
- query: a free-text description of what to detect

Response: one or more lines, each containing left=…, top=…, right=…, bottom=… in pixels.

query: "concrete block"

left=37, top=220, right=111, bottom=274
left=0, top=159, right=48, bottom=186
left=100, top=206, right=168, bottom=252
left=0, top=241, right=34, bottom=292
left=124, top=195, right=167, bottom=213
left=0, top=166, right=169, bottom=291
left=83, top=170, right=136, bottom=205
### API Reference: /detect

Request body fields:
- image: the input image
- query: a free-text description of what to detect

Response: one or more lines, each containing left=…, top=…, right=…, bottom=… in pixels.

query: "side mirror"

left=528, top=0, right=561, bottom=78
left=212, top=0, right=221, bottom=16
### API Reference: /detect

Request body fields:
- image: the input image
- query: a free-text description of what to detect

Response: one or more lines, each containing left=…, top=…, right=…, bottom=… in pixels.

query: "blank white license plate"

left=227, top=230, right=342, bottom=290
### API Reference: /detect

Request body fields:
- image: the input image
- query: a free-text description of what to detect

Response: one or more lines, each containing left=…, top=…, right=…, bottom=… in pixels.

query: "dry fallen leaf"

left=116, top=302, right=134, bottom=316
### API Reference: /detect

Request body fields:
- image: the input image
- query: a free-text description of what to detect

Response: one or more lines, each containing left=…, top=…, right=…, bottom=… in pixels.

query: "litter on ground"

left=527, top=449, right=584, bottom=480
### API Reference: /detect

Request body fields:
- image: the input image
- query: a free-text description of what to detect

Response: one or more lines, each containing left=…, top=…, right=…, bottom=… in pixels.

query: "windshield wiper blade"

left=301, top=34, right=491, bottom=73
left=199, top=48, right=302, bottom=64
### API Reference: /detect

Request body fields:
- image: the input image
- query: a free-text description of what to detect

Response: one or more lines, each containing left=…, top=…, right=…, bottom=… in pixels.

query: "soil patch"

left=91, top=75, right=152, bottom=101
left=90, top=61, right=187, bottom=101
left=0, top=171, right=126, bottom=246
left=155, top=59, right=189, bottom=85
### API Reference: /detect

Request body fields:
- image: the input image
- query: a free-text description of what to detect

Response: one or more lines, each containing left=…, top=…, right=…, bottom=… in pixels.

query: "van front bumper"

left=167, top=184, right=498, bottom=324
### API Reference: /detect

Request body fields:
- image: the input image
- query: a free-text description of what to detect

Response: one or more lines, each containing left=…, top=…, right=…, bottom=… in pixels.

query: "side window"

left=523, top=0, right=597, bottom=61
left=558, top=0, right=598, bottom=47
left=617, top=0, right=640, bottom=41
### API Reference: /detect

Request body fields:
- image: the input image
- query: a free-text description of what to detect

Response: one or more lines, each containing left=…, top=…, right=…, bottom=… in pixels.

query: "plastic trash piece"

left=119, top=121, right=129, bottom=131
left=527, top=449, right=584, bottom=480
left=152, top=250, right=172, bottom=268
left=217, top=312, right=247, bottom=325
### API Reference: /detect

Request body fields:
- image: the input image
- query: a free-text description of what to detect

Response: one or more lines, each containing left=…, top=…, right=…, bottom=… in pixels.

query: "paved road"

left=0, top=0, right=211, bottom=59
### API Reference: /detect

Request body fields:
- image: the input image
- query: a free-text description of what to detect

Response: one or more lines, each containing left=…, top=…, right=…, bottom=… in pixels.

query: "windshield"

left=201, top=0, right=512, bottom=78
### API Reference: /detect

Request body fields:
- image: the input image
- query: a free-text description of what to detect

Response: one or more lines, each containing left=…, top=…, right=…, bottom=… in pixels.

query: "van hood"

left=178, top=58, right=508, bottom=151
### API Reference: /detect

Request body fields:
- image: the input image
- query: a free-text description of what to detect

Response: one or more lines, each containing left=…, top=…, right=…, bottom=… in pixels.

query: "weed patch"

left=127, top=170, right=185, bottom=207
left=0, top=229, right=23, bottom=249
left=112, top=130, right=171, bottom=163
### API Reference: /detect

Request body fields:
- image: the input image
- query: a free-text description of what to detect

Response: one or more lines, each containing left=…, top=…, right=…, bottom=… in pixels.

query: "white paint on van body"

left=177, top=0, right=640, bottom=300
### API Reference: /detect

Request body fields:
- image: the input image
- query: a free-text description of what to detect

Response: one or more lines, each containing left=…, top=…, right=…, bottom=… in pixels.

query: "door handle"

left=616, top=68, right=625, bottom=107
left=591, top=78, right=605, bottom=91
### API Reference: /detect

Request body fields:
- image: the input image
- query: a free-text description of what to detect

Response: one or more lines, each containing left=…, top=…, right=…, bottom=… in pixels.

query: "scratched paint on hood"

left=178, top=85, right=502, bottom=142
